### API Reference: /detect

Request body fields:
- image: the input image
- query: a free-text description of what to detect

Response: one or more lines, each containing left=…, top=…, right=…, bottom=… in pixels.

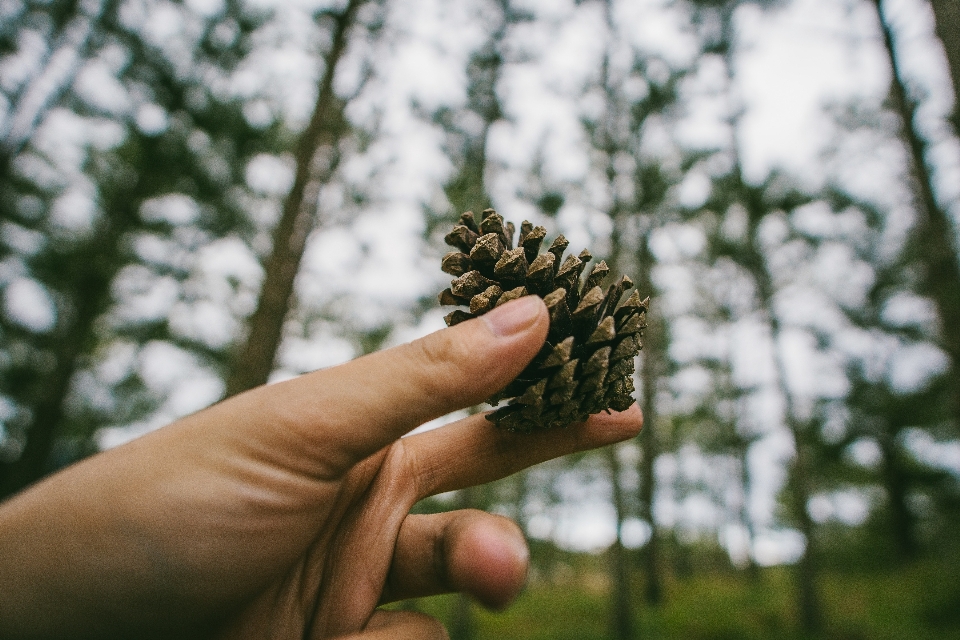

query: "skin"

left=0, top=296, right=643, bottom=639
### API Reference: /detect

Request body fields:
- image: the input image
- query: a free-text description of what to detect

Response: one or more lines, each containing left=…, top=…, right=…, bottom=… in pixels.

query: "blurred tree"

left=820, top=188, right=958, bottom=562
left=437, top=14, right=501, bottom=218
left=0, top=0, right=278, bottom=498
left=590, top=0, right=642, bottom=632
left=702, top=166, right=826, bottom=633
left=225, top=0, right=369, bottom=396
left=428, top=3, right=519, bottom=635
left=928, top=0, right=960, bottom=135
left=681, top=0, right=783, bottom=586
left=0, top=0, right=110, bottom=165
left=680, top=336, right=763, bottom=576
left=581, top=0, right=692, bottom=620
left=872, top=0, right=960, bottom=433
left=427, top=0, right=532, bottom=230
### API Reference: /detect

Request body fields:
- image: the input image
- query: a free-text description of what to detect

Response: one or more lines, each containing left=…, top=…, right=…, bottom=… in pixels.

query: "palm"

left=215, top=442, right=414, bottom=639
left=213, top=401, right=639, bottom=639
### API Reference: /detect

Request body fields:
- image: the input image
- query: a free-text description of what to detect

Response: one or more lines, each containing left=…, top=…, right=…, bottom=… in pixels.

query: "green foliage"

left=0, top=0, right=283, bottom=492
left=401, top=546, right=960, bottom=640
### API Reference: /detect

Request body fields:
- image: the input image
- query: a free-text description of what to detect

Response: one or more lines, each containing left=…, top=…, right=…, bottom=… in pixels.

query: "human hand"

left=0, top=296, right=642, bottom=639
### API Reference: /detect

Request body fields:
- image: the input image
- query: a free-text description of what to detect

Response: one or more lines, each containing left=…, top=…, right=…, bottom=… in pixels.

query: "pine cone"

left=438, top=209, right=649, bottom=433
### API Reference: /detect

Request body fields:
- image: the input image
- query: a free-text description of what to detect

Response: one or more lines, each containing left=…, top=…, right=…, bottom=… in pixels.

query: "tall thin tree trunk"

left=605, top=445, right=635, bottom=640
left=874, top=0, right=960, bottom=430
left=637, top=288, right=662, bottom=606
left=711, top=0, right=821, bottom=626
left=602, top=174, right=643, bottom=632
left=732, top=159, right=822, bottom=630
left=736, top=439, right=760, bottom=578
left=596, top=0, right=662, bottom=612
left=787, top=433, right=821, bottom=634
left=0, top=217, right=129, bottom=500
left=0, top=313, right=88, bottom=498
left=449, top=593, right=475, bottom=640
left=723, top=167, right=823, bottom=633
left=764, top=301, right=823, bottom=635
left=879, top=433, right=918, bottom=559
left=440, top=0, right=510, bottom=220
left=225, top=0, right=363, bottom=396
left=929, top=0, right=960, bottom=135
left=640, top=322, right=663, bottom=605
left=708, top=0, right=762, bottom=584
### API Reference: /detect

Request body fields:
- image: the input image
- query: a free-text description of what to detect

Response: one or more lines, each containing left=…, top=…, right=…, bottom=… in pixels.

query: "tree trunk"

left=736, top=439, right=761, bottom=578
left=0, top=320, right=87, bottom=499
left=636, top=239, right=662, bottom=608
left=874, top=0, right=960, bottom=430
left=764, top=300, right=823, bottom=635
left=638, top=332, right=662, bottom=606
left=929, top=0, right=960, bottom=135
left=449, top=593, right=475, bottom=640
left=605, top=445, right=635, bottom=640
left=597, top=0, right=663, bottom=605
left=709, top=0, right=821, bottom=625
left=0, top=218, right=129, bottom=500
left=225, top=0, right=363, bottom=396
left=439, top=0, right=510, bottom=228
left=787, top=437, right=822, bottom=635
left=879, top=433, right=919, bottom=560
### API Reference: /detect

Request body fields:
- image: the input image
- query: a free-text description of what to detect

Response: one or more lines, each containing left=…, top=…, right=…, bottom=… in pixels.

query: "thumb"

left=227, top=295, right=548, bottom=475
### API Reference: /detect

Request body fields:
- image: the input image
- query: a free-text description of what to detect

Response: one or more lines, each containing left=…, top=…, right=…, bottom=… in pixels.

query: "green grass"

left=394, top=551, right=960, bottom=640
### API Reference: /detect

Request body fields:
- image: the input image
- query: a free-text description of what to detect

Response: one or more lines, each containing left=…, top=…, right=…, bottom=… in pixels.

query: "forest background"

left=1, top=0, right=959, bottom=637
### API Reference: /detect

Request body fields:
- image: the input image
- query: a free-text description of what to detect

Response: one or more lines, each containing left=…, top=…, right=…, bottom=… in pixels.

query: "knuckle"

left=405, top=331, right=477, bottom=408
left=374, top=611, right=448, bottom=640
left=402, top=442, right=434, bottom=502
left=415, top=613, right=450, bottom=640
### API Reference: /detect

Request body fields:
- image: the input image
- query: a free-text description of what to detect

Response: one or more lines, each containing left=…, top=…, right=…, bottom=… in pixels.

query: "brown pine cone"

left=438, top=209, right=648, bottom=432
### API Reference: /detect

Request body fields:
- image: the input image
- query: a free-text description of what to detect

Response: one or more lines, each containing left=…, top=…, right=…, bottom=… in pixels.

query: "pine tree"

left=225, top=0, right=370, bottom=397
left=704, top=170, right=826, bottom=633
left=825, top=187, right=957, bottom=561
left=0, top=0, right=276, bottom=497
left=580, top=0, right=691, bottom=610
left=689, top=0, right=826, bottom=627
left=871, top=0, right=960, bottom=435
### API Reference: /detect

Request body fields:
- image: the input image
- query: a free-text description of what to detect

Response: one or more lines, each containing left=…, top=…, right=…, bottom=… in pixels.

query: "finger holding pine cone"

left=439, top=208, right=649, bottom=433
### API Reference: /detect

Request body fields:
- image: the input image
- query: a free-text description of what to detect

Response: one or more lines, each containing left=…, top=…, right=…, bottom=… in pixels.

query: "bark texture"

left=225, top=0, right=363, bottom=396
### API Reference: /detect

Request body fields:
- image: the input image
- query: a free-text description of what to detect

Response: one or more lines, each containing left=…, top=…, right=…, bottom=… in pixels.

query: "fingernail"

left=482, top=296, right=543, bottom=337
